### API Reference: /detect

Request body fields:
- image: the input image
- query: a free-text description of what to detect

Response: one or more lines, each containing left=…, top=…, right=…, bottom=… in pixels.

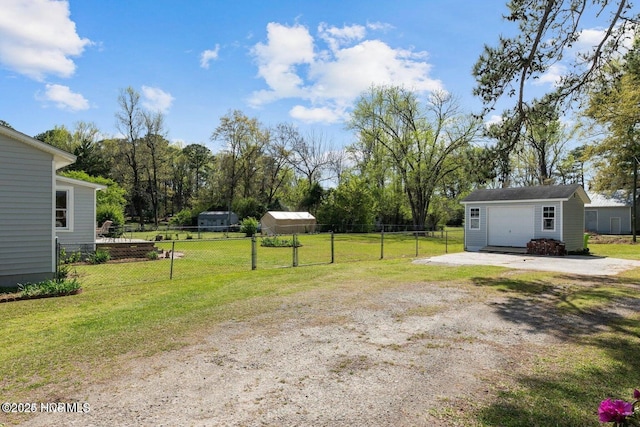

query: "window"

left=56, top=190, right=68, bottom=228
left=469, top=207, right=480, bottom=230
left=55, top=187, right=73, bottom=231
left=542, top=206, right=555, bottom=231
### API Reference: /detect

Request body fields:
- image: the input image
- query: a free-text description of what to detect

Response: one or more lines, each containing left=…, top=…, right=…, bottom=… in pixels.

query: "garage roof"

left=461, top=184, right=590, bottom=203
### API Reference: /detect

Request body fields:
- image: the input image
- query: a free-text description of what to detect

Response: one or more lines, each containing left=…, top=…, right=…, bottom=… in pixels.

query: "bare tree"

left=115, top=87, right=146, bottom=227
left=142, top=111, right=169, bottom=226
left=286, top=129, right=336, bottom=187
left=349, top=86, right=480, bottom=230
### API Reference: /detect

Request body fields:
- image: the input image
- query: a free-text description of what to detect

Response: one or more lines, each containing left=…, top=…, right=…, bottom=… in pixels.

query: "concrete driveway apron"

left=415, top=252, right=640, bottom=276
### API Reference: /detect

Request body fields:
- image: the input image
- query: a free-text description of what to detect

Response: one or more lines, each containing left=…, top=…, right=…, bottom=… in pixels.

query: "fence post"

left=169, top=241, right=175, bottom=279
left=251, top=235, right=257, bottom=270
left=380, top=229, right=384, bottom=259
left=331, top=231, right=335, bottom=264
left=293, top=233, right=298, bottom=267
left=415, top=232, right=419, bottom=257
left=445, top=230, right=448, bottom=254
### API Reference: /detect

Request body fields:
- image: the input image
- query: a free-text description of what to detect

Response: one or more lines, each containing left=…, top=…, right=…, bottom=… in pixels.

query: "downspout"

left=51, top=160, right=57, bottom=275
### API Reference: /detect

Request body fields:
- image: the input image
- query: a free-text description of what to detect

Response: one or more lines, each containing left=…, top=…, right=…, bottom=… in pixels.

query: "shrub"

left=241, top=217, right=259, bottom=237
left=261, top=236, right=295, bottom=247
left=146, top=251, right=159, bottom=260
left=56, top=263, right=71, bottom=281
left=59, top=247, right=82, bottom=264
left=18, top=279, right=81, bottom=298
left=87, top=249, right=110, bottom=264
left=169, top=209, right=194, bottom=227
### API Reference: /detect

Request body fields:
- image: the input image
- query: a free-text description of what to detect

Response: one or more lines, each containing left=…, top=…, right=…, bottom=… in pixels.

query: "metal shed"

left=260, top=211, right=316, bottom=235
left=585, top=190, right=635, bottom=235
left=198, top=211, right=238, bottom=231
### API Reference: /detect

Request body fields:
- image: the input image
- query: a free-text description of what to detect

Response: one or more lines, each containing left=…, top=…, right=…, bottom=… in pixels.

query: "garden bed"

left=96, top=242, right=159, bottom=260
left=0, top=288, right=82, bottom=303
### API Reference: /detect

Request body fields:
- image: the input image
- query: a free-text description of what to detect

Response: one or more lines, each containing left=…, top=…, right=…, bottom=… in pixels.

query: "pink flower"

left=634, top=389, right=640, bottom=400
left=599, top=398, right=634, bottom=423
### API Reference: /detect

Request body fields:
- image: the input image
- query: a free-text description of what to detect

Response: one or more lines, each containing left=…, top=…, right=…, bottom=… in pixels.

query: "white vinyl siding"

left=0, top=135, right=55, bottom=285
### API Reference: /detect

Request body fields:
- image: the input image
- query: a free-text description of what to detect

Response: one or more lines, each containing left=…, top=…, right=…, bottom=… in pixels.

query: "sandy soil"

left=17, top=276, right=628, bottom=427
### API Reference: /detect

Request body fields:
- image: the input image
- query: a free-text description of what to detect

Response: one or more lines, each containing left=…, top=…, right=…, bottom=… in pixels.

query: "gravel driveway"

left=19, top=271, right=630, bottom=427
left=415, top=252, right=640, bottom=276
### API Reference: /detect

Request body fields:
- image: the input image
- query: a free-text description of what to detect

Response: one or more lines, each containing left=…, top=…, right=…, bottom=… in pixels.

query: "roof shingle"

left=461, top=184, right=586, bottom=203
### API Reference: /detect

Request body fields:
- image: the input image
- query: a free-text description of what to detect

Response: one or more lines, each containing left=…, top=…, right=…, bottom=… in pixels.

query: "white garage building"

left=461, top=184, right=590, bottom=252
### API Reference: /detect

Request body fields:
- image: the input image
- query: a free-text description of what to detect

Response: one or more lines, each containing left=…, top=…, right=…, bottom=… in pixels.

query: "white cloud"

left=200, top=45, right=220, bottom=69
left=249, top=22, right=443, bottom=124
left=289, top=105, right=346, bottom=123
left=0, top=0, right=91, bottom=80
left=251, top=22, right=315, bottom=102
left=534, top=63, right=567, bottom=87
left=318, top=23, right=366, bottom=51
left=366, top=21, right=394, bottom=32
left=39, top=84, right=89, bottom=111
left=141, top=86, right=174, bottom=113
left=484, top=114, right=503, bottom=128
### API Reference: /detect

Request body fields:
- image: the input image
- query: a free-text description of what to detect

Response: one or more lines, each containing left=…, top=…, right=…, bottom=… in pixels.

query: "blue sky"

left=0, top=0, right=617, bottom=152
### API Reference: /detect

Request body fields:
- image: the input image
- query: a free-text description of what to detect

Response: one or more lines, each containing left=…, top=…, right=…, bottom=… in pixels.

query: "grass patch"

left=588, top=241, right=640, bottom=260
left=1, top=238, right=639, bottom=425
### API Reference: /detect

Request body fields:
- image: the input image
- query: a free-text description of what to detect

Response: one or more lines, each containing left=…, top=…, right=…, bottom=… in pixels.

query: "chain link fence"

left=57, top=228, right=464, bottom=286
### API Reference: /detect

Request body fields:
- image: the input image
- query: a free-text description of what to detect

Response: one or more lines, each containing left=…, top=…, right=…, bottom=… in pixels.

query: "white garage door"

left=488, top=206, right=534, bottom=247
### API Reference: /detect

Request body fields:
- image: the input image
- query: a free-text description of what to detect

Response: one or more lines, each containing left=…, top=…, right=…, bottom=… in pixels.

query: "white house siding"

left=464, top=205, right=487, bottom=251
left=55, top=178, right=98, bottom=248
left=562, top=195, right=586, bottom=251
left=0, top=135, right=55, bottom=285
left=585, top=207, right=631, bottom=234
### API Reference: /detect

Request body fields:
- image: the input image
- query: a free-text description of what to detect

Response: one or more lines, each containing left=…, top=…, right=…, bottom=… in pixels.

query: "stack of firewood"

left=526, top=238, right=566, bottom=256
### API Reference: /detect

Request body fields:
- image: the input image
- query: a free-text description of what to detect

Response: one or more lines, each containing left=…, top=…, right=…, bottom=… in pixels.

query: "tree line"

left=3, top=0, right=637, bottom=233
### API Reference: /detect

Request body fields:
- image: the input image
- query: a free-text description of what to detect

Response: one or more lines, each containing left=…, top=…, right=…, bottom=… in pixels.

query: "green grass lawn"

left=1, top=238, right=639, bottom=426
left=588, top=241, right=640, bottom=259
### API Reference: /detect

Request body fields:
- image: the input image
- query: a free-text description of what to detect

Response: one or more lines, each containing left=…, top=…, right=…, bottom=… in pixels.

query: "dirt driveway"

left=19, top=267, right=636, bottom=427
left=416, top=252, right=640, bottom=276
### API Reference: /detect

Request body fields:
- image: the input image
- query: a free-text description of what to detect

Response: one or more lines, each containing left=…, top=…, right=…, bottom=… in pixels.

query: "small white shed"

left=260, top=211, right=316, bottom=235
left=461, top=184, right=590, bottom=252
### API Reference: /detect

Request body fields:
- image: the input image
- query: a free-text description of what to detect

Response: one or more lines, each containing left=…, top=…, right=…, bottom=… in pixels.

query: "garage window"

left=542, top=206, right=555, bottom=231
left=469, top=208, right=480, bottom=230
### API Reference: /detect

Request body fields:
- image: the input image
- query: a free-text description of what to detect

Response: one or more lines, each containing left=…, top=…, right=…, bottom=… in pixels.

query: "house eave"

left=0, top=125, right=76, bottom=170
left=56, top=175, right=107, bottom=190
